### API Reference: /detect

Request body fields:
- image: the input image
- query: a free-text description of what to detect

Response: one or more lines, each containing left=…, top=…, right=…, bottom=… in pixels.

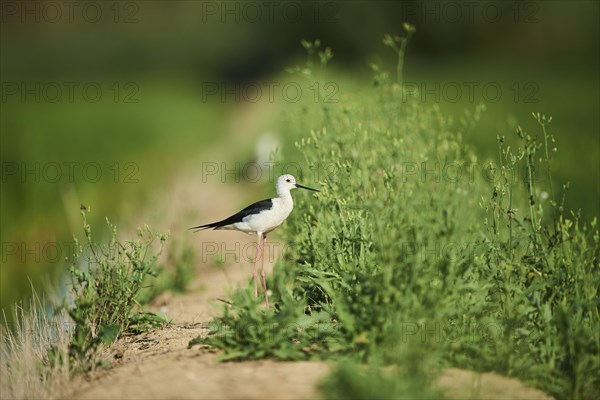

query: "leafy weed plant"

left=64, top=206, right=169, bottom=371
left=193, top=35, right=598, bottom=399
left=2, top=207, right=178, bottom=397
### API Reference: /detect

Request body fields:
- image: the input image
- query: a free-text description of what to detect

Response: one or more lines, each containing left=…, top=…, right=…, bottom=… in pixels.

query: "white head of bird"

left=276, top=174, right=318, bottom=197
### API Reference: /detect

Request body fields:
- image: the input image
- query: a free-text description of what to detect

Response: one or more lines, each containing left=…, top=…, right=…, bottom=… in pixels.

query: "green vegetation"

left=2, top=5, right=598, bottom=398
left=3, top=4, right=598, bottom=316
left=1, top=207, right=176, bottom=399
left=60, top=206, right=170, bottom=370
left=1, top=203, right=199, bottom=396
left=137, top=239, right=196, bottom=305
left=320, top=343, right=443, bottom=400
left=191, top=38, right=600, bottom=399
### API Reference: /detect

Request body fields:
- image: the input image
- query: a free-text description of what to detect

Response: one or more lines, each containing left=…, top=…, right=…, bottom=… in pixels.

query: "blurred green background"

left=1, top=1, right=598, bottom=311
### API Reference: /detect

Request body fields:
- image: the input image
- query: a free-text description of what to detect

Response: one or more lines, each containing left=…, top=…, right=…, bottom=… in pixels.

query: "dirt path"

left=76, top=265, right=331, bottom=400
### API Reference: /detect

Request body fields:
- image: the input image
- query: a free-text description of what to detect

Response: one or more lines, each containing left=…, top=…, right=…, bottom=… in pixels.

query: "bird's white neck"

left=277, top=187, right=293, bottom=204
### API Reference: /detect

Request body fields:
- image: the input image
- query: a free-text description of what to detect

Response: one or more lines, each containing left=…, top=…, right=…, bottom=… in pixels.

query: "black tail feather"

left=189, top=222, right=220, bottom=232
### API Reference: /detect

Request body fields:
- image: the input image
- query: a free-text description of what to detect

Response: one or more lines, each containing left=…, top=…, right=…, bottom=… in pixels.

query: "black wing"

left=189, top=198, right=273, bottom=232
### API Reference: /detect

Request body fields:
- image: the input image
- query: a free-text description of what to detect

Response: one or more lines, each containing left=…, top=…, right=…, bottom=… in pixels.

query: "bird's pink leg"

left=252, top=233, right=260, bottom=297
left=260, top=234, right=270, bottom=310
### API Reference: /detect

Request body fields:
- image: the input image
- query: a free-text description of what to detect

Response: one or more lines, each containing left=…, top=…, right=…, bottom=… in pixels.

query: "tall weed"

left=195, top=37, right=598, bottom=399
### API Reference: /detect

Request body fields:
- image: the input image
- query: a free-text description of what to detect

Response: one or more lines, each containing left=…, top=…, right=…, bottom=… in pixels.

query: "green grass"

left=191, top=39, right=600, bottom=400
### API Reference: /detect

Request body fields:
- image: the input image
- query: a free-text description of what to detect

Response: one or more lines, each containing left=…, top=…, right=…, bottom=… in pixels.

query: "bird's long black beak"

left=296, top=183, right=320, bottom=192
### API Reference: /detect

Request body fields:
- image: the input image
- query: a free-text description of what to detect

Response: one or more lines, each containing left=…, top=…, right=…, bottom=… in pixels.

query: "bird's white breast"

left=234, top=197, right=293, bottom=234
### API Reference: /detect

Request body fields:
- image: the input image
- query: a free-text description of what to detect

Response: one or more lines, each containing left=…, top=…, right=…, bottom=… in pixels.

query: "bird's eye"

left=286, top=179, right=291, bottom=182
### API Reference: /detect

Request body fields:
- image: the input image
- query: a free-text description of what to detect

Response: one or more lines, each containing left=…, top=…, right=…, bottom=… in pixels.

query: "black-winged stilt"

left=190, top=174, right=319, bottom=310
